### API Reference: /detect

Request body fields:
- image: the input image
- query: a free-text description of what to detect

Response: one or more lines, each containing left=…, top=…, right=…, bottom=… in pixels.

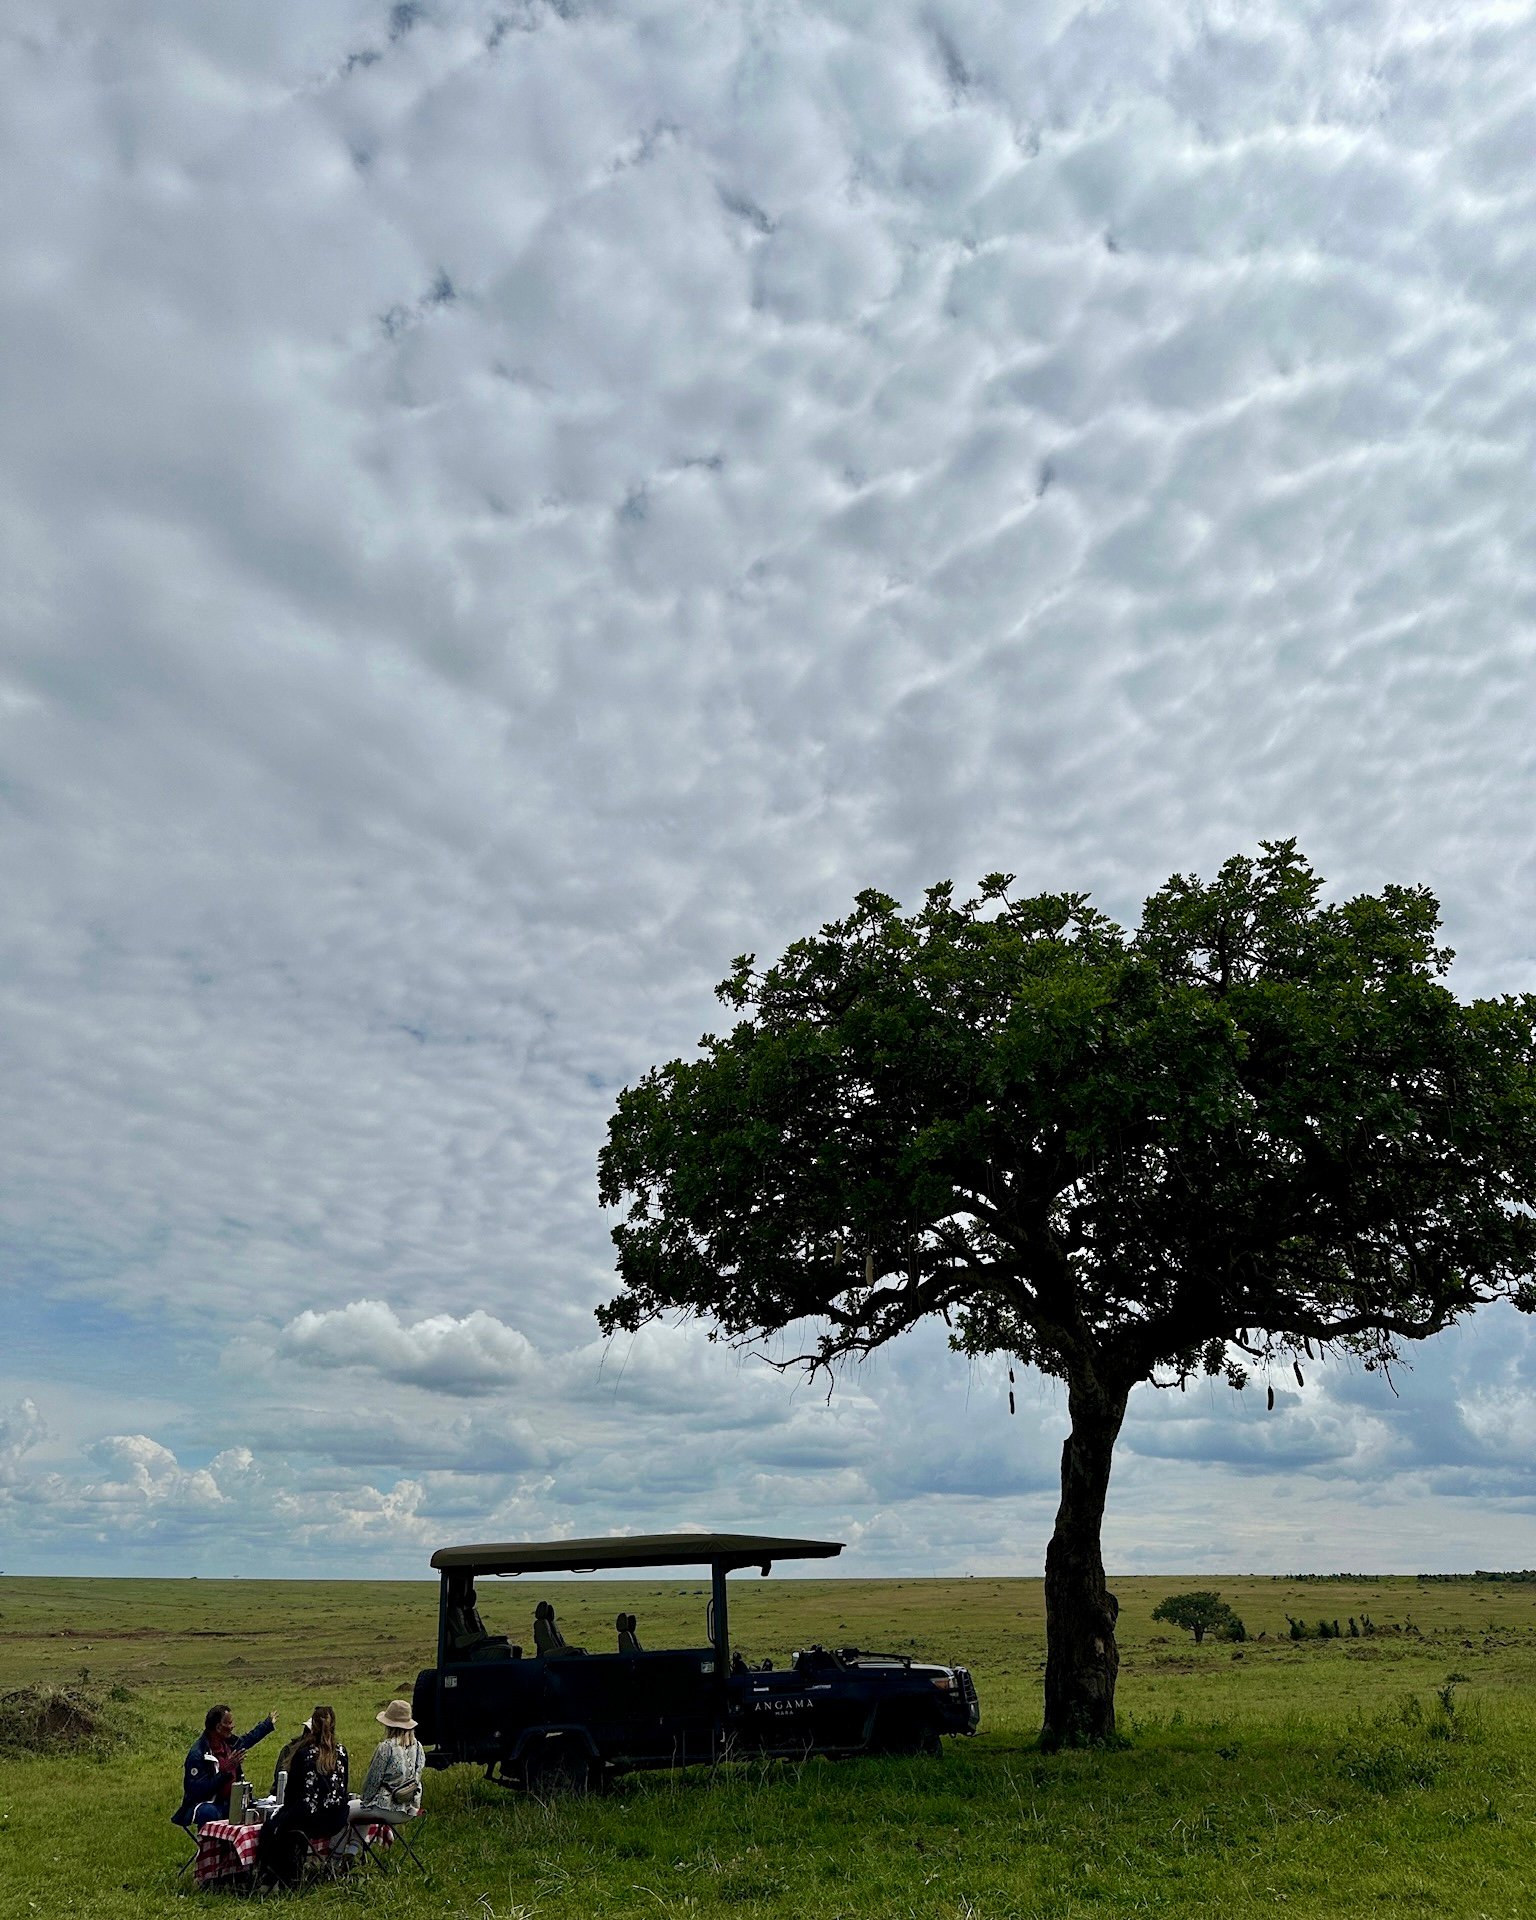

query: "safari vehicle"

left=411, top=1532, right=979, bottom=1791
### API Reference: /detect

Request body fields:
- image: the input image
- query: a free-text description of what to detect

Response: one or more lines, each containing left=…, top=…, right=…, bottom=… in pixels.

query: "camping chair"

left=173, top=1821, right=200, bottom=1879
left=170, top=1805, right=218, bottom=1881
left=294, top=1825, right=356, bottom=1890
left=351, top=1809, right=429, bottom=1879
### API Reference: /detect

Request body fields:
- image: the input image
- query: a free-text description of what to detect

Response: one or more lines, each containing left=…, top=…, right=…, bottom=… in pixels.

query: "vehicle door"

left=727, top=1665, right=827, bottom=1754
left=541, top=1648, right=719, bottom=1766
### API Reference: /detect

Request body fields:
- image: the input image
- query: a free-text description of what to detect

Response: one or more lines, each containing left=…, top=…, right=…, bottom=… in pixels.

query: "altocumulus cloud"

left=5, top=0, right=1536, bottom=1574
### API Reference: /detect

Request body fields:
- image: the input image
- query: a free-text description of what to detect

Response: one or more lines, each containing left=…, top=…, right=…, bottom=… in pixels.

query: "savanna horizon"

left=4, top=1571, right=1536, bottom=1917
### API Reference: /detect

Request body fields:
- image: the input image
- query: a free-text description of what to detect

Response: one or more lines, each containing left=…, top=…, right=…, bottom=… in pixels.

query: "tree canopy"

left=598, top=843, right=1536, bottom=1743
left=1150, top=1591, right=1241, bottom=1645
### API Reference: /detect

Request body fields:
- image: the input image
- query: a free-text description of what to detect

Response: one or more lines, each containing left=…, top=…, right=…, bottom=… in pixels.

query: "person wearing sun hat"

left=355, top=1699, right=424, bottom=1821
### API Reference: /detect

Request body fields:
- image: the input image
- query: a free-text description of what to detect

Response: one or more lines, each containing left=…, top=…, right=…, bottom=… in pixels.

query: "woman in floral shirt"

left=256, top=1704, right=349, bottom=1888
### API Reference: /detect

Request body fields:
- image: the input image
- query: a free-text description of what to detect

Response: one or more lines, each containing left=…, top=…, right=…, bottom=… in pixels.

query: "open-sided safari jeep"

left=411, top=1532, right=979, bottom=1792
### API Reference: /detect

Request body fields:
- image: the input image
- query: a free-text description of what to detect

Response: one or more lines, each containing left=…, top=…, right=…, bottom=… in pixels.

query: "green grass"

left=3, top=1572, right=1535, bottom=1917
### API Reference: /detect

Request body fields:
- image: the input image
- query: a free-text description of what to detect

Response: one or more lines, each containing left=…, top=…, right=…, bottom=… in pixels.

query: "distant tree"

left=1151, top=1591, right=1239, bottom=1645
left=597, top=844, right=1536, bottom=1747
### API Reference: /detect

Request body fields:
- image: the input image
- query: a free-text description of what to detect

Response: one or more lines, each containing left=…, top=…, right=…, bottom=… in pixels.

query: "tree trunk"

left=1041, top=1373, right=1129, bottom=1749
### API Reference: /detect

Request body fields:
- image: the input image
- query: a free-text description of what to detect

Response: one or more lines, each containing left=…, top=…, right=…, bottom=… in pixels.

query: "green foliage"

left=1151, top=1591, right=1241, bottom=1645
left=599, top=841, right=1536, bottom=1390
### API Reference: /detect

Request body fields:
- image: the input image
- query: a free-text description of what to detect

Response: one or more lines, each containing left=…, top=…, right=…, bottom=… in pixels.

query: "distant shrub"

left=1284, top=1572, right=1383, bottom=1582
left=1407, top=1570, right=1536, bottom=1584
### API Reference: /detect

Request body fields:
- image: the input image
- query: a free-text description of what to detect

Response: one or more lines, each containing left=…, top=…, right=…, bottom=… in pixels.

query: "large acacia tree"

left=597, top=844, right=1536, bottom=1746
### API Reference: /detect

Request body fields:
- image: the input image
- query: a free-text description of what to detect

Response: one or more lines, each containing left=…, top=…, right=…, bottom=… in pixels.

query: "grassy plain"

left=3, top=1571, right=1535, bottom=1919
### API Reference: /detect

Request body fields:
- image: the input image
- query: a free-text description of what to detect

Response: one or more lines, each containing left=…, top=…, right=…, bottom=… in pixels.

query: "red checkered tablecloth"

left=193, top=1816, right=393, bottom=1888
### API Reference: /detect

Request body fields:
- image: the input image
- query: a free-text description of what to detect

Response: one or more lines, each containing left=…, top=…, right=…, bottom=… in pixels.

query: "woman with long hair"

left=356, top=1700, right=424, bottom=1821
left=255, top=1703, right=350, bottom=1888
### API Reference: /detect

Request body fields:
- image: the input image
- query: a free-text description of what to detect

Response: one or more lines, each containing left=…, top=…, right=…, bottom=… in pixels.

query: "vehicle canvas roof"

left=429, top=1531, right=844, bottom=1577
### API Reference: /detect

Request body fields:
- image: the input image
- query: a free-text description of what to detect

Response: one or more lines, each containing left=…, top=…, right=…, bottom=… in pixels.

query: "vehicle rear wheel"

left=520, top=1736, right=596, bottom=1797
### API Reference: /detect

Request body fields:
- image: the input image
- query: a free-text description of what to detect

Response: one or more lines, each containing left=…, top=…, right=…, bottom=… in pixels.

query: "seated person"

left=445, top=1578, right=513, bottom=1660
left=353, top=1699, right=424, bottom=1825
left=270, top=1720, right=310, bottom=1796
left=616, top=1612, right=642, bottom=1653
left=172, top=1701, right=277, bottom=1829
left=256, top=1704, right=349, bottom=1890
left=533, top=1599, right=584, bottom=1655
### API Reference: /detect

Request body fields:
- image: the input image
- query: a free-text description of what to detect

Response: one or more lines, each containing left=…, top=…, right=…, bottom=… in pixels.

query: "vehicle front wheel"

left=869, top=1710, right=943, bottom=1758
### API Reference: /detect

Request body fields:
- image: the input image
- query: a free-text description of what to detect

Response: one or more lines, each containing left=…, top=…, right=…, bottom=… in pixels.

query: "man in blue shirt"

left=172, top=1702, right=277, bottom=1828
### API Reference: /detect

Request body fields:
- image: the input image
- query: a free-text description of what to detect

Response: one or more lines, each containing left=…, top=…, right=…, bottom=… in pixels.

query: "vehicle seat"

left=534, top=1600, right=568, bottom=1656
left=616, top=1612, right=642, bottom=1654
left=448, top=1584, right=512, bottom=1660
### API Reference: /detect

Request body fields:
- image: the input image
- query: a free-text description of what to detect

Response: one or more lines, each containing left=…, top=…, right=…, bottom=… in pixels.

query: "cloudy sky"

left=5, top=0, right=1536, bottom=1581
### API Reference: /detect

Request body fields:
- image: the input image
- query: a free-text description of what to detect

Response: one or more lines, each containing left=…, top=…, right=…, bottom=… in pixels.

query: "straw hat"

left=376, top=1699, right=417, bottom=1730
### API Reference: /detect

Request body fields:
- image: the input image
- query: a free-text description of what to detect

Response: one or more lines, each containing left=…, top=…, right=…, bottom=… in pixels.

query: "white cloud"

left=0, top=1399, right=46, bottom=1488
left=276, top=1300, right=536, bottom=1393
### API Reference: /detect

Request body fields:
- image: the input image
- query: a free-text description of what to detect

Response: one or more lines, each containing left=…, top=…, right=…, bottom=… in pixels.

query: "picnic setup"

left=171, top=1696, right=428, bottom=1893
left=186, top=1806, right=408, bottom=1892
left=165, top=1531, right=974, bottom=1894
